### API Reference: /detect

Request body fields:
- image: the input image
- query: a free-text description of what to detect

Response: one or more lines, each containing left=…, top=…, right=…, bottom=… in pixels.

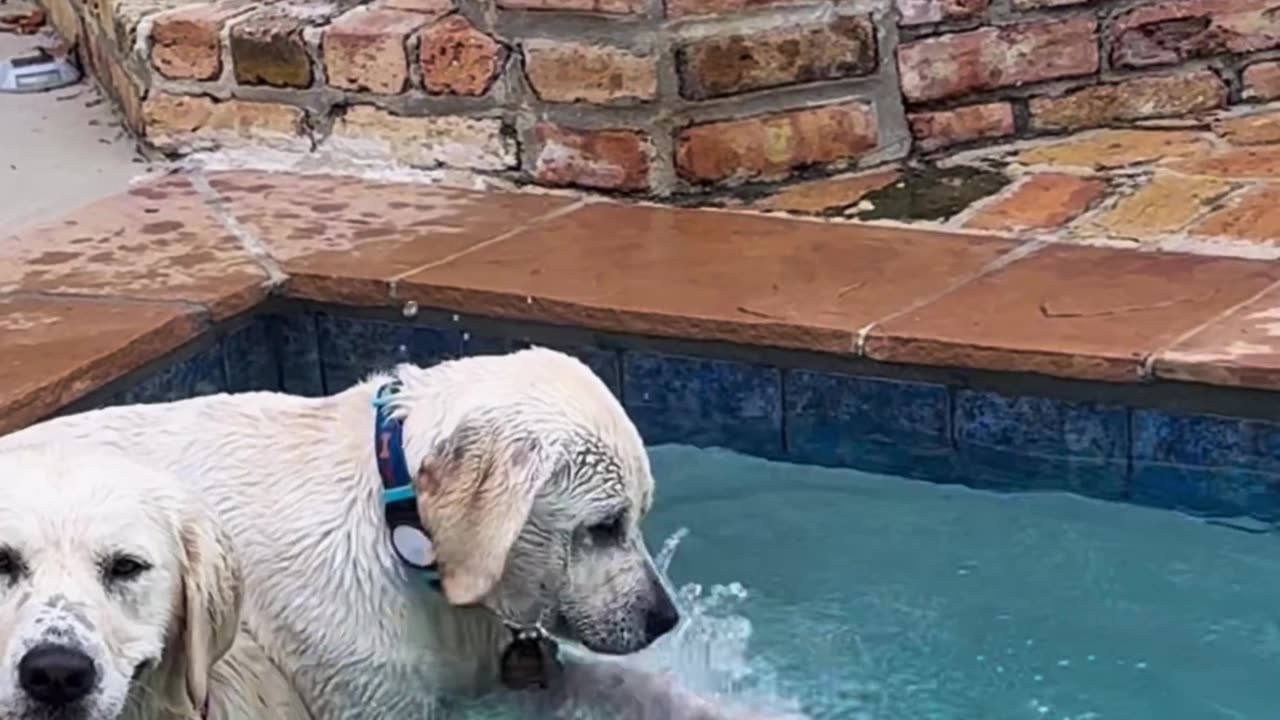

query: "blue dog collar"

left=373, top=380, right=441, bottom=587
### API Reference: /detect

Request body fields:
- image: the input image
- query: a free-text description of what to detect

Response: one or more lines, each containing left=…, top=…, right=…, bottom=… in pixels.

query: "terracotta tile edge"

left=189, top=171, right=289, bottom=289
left=862, top=334, right=1147, bottom=383
left=1146, top=276, right=1280, bottom=388
left=853, top=238, right=1050, bottom=354
left=0, top=305, right=206, bottom=435
left=394, top=284, right=856, bottom=354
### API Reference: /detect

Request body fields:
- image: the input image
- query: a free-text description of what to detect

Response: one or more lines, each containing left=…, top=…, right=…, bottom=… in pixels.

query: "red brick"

left=1030, top=71, right=1227, bottom=131
left=964, top=174, right=1108, bottom=231
left=675, top=102, right=878, bottom=184
left=909, top=102, right=1013, bottom=152
left=523, top=41, right=656, bottom=104
left=1011, top=0, right=1086, bottom=7
left=897, top=0, right=986, bottom=27
left=1110, top=0, right=1280, bottom=70
left=150, top=3, right=243, bottom=81
left=1243, top=61, right=1280, bottom=102
left=676, top=16, right=876, bottom=100
left=498, top=0, right=645, bottom=12
left=377, top=0, right=452, bottom=11
left=230, top=10, right=312, bottom=88
left=897, top=18, right=1098, bottom=103
left=418, top=15, right=503, bottom=96
left=322, top=7, right=426, bottom=94
left=530, top=124, right=651, bottom=191
left=666, top=0, right=810, bottom=17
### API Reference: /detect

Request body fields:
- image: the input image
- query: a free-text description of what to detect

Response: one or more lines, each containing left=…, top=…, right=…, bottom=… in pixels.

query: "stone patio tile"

left=865, top=244, right=1280, bottom=382
left=1189, top=185, right=1280, bottom=243
left=1155, top=282, right=1280, bottom=390
left=0, top=174, right=269, bottom=320
left=0, top=295, right=202, bottom=435
left=964, top=173, right=1108, bottom=231
left=1213, top=112, right=1280, bottom=146
left=1082, top=173, right=1235, bottom=241
left=396, top=204, right=1021, bottom=353
left=206, top=172, right=581, bottom=304
left=1014, top=130, right=1211, bottom=171
left=1165, top=144, right=1280, bottom=179
left=755, top=167, right=901, bottom=214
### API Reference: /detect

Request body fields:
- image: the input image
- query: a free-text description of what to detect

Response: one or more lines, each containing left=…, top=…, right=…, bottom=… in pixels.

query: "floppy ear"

left=176, top=513, right=242, bottom=713
left=414, top=423, right=558, bottom=606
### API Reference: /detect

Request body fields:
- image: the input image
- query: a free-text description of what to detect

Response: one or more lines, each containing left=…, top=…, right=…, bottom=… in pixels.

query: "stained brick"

left=666, top=0, right=811, bottom=17
left=1243, top=61, right=1280, bottom=102
left=230, top=10, right=313, bottom=88
left=909, top=102, right=1013, bottom=152
left=1110, top=0, right=1280, bottom=70
left=150, top=3, right=243, bottom=81
left=498, top=0, right=645, bottom=12
left=897, top=0, right=986, bottom=27
left=418, top=15, right=503, bottom=96
left=897, top=18, right=1098, bottom=103
left=523, top=41, right=657, bottom=104
left=1030, top=71, right=1227, bottom=132
left=675, top=102, right=877, bottom=184
left=676, top=16, right=876, bottom=100
left=322, top=7, right=426, bottom=94
left=530, top=124, right=651, bottom=191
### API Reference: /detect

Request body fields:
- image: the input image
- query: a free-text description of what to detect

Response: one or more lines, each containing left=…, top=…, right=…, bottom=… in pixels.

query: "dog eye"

left=104, top=555, right=150, bottom=582
left=587, top=514, right=625, bottom=545
left=0, top=547, right=22, bottom=579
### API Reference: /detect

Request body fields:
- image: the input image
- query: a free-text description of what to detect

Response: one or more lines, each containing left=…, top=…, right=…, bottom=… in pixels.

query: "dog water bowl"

left=0, top=48, right=79, bottom=93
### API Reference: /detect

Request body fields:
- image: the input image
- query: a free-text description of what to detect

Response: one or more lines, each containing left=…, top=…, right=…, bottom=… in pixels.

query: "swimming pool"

left=640, top=445, right=1279, bottom=720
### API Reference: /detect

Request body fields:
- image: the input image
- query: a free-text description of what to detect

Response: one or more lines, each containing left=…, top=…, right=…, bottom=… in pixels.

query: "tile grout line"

left=1140, top=274, right=1280, bottom=379
left=851, top=238, right=1052, bottom=355
left=387, top=198, right=594, bottom=299
left=189, top=172, right=289, bottom=289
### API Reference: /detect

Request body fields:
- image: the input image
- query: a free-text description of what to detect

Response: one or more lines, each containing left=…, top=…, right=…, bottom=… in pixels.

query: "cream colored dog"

left=3, top=348, right=793, bottom=720
left=0, top=445, right=309, bottom=720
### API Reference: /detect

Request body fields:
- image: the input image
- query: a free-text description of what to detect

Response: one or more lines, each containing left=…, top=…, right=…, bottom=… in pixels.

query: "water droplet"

left=1057, top=659, right=1070, bottom=667
left=462, top=332, right=471, bottom=342
left=401, top=301, right=418, bottom=318
left=1135, top=661, right=1148, bottom=670
left=451, top=314, right=460, bottom=323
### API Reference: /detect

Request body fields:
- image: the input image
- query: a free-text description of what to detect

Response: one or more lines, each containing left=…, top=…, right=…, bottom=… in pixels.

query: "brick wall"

left=45, top=0, right=1280, bottom=195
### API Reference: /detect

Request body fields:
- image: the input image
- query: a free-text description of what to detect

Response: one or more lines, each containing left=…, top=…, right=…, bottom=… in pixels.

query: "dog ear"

left=176, top=512, right=242, bottom=713
left=414, top=424, right=557, bottom=606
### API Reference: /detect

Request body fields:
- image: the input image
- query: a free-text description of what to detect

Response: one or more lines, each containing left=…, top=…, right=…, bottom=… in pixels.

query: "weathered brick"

left=1214, top=112, right=1280, bottom=146
left=328, top=105, right=515, bottom=170
left=150, top=3, right=241, bottom=80
left=675, top=102, right=877, bottom=184
left=897, top=18, right=1097, bottom=103
left=530, top=124, right=650, bottom=191
left=1191, top=186, right=1280, bottom=243
left=322, top=7, right=425, bottom=94
left=377, top=0, right=452, bottom=11
left=230, top=10, right=313, bottom=88
left=964, top=174, right=1107, bottom=231
left=523, top=41, right=656, bottom=104
left=143, top=93, right=307, bottom=151
left=677, top=16, right=876, bottom=100
left=897, top=0, right=986, bottom=27
left=498, top=0, right=644, bottom=12
left=83, top=27, right=144, bottom=134
left=1011, top=0, right=1086, bottom=8
left=1243, top=61, right=1280, bottom=102
left=1016, top=130, right=1211, bottom=170
left=418, top=15, right=503, bottom=95
left=666, top=0, right=810, bottom=17
left=1087, top=174, right=1232, bottom=240
left=1110, top=0, right=1280, bottom=70
left=1030, top=71, right=1227, bottom=132
left=909, top=102, right=1013, bottom=152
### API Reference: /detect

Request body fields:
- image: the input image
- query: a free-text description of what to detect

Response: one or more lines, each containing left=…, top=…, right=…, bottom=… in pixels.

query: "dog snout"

left=644, top=587, right=680, bottom=641
left=18, top=644, right=98, bottom=707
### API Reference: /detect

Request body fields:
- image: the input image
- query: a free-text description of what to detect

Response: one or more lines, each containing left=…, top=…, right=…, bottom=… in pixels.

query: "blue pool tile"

left=622, top=351, right=782, bottom=458
left=317, top=315, right=461, bottom=392
left=1132, top=410, right=1280, bottom=520
left=785, top=370, right=954, bottom=480
left=275, top=313, right=325, bottom=397
left=222, top=316, right=280, bottom=393
left=953, top=390, right=1129, bottom=500
left=462, top=333, right=622, bottom=397
left=110, top=342, right=229, bottom=405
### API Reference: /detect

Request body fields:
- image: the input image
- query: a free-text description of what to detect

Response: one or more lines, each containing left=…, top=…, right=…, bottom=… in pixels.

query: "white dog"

left=3, top=348, right=793, bottom=720
left=0, top=445, right=310, bottom=720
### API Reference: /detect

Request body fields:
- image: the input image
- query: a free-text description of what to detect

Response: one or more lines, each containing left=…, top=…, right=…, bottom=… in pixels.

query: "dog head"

left=398, top=348, right=678, bottom=656
left=0, top=446, right=240, bottom=720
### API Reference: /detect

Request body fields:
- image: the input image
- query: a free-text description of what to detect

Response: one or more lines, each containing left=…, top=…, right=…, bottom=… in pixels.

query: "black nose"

left=19, top=645, right=97, bottom=706
left=644, top=594, right=680, bottom=640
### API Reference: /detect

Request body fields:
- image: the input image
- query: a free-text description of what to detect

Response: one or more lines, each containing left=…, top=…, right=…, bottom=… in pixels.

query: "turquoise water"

left=634, top=445, right=1280, bottom=720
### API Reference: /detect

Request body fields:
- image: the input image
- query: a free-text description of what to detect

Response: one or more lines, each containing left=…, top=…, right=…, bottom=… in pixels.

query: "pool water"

left=634, top=445, right=1280, bottom=720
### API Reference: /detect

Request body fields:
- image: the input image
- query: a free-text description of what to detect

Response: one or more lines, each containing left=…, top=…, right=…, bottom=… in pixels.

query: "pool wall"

left=66, top=303, right=1280, bottom=524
